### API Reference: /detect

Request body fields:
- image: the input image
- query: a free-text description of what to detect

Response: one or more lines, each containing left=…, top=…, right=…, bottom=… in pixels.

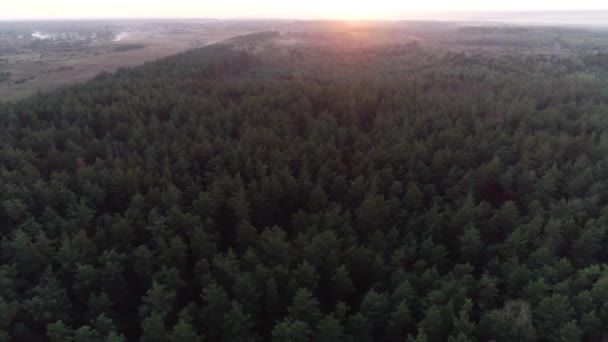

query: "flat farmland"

left=0, top=20, right=282, bottom=100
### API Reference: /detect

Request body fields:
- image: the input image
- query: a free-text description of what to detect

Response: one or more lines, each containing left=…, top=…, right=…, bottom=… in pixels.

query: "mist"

left=414, top=10, right=608, bottom=27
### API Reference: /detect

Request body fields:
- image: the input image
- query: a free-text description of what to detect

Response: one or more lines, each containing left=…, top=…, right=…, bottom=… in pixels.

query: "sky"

left=2, top=0, right=608, bottom=20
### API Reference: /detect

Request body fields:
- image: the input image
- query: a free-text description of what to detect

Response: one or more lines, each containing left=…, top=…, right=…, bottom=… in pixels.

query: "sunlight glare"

left=320, top=0, right=398, bottom=20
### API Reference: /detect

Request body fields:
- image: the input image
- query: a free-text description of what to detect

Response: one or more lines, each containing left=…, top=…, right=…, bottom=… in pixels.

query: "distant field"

left=0, top=20, right=280, bottom=100
left=2, top=19, right=608, bottom=100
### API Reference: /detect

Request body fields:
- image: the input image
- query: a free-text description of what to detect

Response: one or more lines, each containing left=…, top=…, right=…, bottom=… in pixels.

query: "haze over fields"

left=1, top=1, right=607, bottom=99
left=0, top=20, right=277, bottom=99
left=2, top=10, right=608, bottom=100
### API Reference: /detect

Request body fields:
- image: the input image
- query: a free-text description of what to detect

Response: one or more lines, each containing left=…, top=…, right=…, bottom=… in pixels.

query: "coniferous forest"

left=3, top=26, right=608, bottom=341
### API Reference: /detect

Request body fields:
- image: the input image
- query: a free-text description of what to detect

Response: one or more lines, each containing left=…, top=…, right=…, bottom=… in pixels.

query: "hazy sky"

left=3, top=0, right=608, bottom=20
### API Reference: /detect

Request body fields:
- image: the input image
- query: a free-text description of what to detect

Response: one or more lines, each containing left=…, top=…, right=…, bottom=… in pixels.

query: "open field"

left=0, top=20, right=284, bottom=100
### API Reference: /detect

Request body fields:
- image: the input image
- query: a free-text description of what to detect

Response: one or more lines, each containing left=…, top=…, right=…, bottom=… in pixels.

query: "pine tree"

left=288, top=288, right=322, bottom=325
left=272, top=319, right=312, bottom=342
left=222, top=301, right=257, bottom=342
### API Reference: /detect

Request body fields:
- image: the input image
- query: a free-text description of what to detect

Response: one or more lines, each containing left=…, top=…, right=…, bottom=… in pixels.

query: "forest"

left=2, top=25, right=608, bottom=341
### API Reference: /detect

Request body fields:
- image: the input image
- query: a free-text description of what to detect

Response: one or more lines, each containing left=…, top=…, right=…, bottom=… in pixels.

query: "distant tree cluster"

left=0, top=71, right=11, bottom=82
left=113, top=44, right=146, bottom=53
left=2, top=39, right=608, bottom=341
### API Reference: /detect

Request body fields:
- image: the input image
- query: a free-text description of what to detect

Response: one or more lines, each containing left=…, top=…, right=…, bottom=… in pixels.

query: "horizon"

left=0, top=10, right=607, bottom=21
left=3, top=0, right=608, bottom=21
left=2, top=10, right=608, bottom=28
